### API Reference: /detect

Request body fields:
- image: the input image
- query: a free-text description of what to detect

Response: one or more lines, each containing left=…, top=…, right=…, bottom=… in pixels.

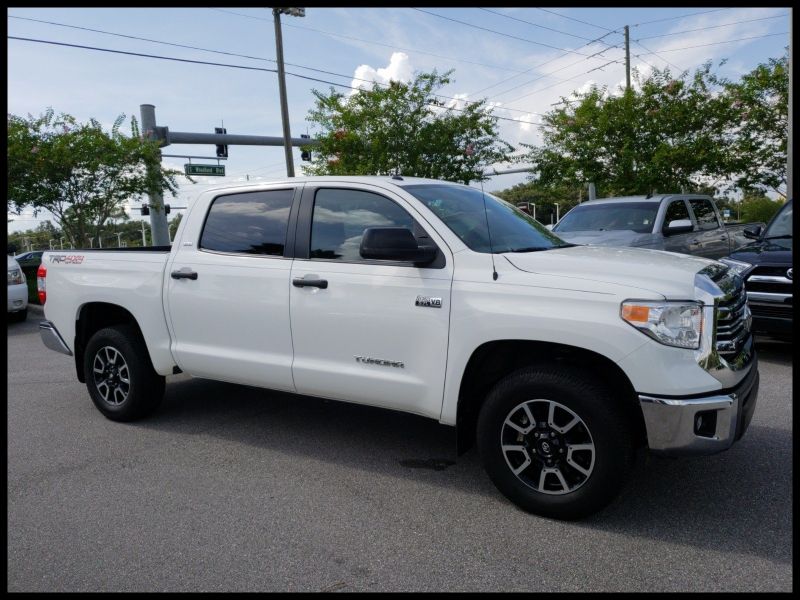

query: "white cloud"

left=350, top=52, right=413, bottom=94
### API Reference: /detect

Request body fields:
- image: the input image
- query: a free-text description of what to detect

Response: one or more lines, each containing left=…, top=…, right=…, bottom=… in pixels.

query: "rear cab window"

left=200, top=189, right=294, bottom=256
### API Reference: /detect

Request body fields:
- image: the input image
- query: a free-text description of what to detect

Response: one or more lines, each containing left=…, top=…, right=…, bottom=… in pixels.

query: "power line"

left=469, top=30, right=622, bottom=98
left=532, top=8, right=614, bottom=32
left=7, top=35, right=542, bottom=127
left=477, top=8, right=597, bottom=41
left=637, top=13, right=790, bottom=40
left=634, top=31, right=789, bottom=54
left=632, top=8, right=733, bottom=27
left=632, top=39, right=684, bottom=73
left=6, top=15, right=538, bottom=117
left=411, top=8, right=597, bottom=56
left=209, top=7, right=530, bottom=75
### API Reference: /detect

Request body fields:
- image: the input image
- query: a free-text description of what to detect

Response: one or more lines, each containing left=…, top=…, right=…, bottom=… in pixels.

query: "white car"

left=7, top=255, right=28, bottom=322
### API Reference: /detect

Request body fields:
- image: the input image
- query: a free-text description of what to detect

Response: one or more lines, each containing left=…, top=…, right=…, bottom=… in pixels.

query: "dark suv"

left=719, top=199, right=792, bottom=337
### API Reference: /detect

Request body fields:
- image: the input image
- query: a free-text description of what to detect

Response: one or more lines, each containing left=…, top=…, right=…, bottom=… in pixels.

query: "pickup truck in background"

left=552, top=194, right=764, bottom=260
left=37, top=177, right=758, bottom=519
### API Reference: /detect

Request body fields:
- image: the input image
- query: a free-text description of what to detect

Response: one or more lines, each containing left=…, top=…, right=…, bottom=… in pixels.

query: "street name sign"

left=185, top=164, right=225, bottom=176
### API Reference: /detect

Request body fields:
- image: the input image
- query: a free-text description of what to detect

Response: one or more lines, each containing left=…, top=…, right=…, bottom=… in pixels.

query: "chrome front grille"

left=716, top=286, right=750, bottom=358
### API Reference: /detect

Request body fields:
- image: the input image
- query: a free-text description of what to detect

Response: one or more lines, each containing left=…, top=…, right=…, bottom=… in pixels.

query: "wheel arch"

left=73, top=302, right=147, bottom=383
left=456, top=340, right=645, bottom=455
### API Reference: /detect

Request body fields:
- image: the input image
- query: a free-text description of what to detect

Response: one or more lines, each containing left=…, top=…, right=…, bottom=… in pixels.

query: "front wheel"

left=83, top=325, right=165, bottom=422
left=477, top=365, right=634, bottom=520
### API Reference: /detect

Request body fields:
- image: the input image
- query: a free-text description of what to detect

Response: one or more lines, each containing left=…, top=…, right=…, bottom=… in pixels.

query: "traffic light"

left=140, top=204, right=150, bottom=216
left=215, top=127, right=228, bottom=158
left=300, top=133, right=311, bottom=162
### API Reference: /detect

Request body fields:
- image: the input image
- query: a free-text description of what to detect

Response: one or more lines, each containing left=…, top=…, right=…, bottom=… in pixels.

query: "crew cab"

left=552, top=194, right=763, bottom=259
left=38, top=177, right=759, bottom=519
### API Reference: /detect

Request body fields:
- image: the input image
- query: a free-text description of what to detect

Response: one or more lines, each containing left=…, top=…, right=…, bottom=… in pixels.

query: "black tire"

left=83, top=325, right=165, bottom=422
left=477, top=365, right=634, bottom=520
left=8, top=308, right=27, bottom=323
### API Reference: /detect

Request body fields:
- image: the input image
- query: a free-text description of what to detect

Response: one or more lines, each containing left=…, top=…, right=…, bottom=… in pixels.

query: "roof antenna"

left=479, top=176, right=499, bottom=281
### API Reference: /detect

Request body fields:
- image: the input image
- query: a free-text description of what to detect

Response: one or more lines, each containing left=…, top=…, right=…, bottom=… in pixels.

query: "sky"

left=7, top=6, right=792, bottom=234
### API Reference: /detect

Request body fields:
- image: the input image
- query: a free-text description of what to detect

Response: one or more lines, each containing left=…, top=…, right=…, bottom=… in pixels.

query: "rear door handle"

left=689, top=239, right=701, bottom=245
left=293, top=277, right=328, bottom=289
left=171, top=268, right=198, bottom=280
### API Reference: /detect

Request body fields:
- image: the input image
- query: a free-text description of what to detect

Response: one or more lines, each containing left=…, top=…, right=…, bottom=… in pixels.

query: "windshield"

left=764, top=200, right=792, bottom=241
left=404, top=184, right=571, bottom=253
left=554, top=202, right=659, bottom=234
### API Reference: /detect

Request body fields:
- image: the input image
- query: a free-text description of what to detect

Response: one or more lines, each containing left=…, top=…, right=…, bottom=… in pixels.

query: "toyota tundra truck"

left=37, top=176, right=759, bottom=519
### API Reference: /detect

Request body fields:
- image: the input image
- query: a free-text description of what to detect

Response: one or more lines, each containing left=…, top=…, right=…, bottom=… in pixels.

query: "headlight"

left=621, top=301, right=704, bottom=349
left=718, top=258, right=752, bottom=277
left=7, top=269, right=24, bottom=286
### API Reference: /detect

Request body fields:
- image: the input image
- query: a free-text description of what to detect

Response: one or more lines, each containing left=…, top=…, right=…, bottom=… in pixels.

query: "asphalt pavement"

left=7, top=313, right=793, bottom=591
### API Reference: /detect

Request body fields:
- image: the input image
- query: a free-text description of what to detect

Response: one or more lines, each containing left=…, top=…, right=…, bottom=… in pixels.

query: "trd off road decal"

left=49, top=255, right=85, bottom=264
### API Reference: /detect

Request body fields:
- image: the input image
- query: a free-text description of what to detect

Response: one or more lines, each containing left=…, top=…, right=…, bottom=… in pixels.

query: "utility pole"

left=588, top=182, right=596, bottom=202
left=140, top=104, right=170, bottom=246
left=624, top=25, right=631, bottom=91
left=141, top=220, right=147, bottom=247
left=273, top=7, right=306, bottom=178
left=788, top=10, right=793, bottom=200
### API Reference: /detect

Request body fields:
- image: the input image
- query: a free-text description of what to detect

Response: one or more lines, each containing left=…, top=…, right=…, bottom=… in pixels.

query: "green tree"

left=7, top=109, right=181, bottom=247
left=303, top=71, right=513, bottom=184
left=522, top=63, right=736, bottom=197
left=725, top=53, right=789, bottom=197
left=739, top=194, right=784, bottom=224
left=493, top=181, right=584, bottom=224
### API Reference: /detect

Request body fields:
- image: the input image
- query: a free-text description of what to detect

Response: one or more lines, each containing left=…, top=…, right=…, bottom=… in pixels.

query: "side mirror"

left=743, top=225, right=762, bottom=239
left=664, top=219, right=694, bottom=236
left=360, top=227, right=437, bottom=265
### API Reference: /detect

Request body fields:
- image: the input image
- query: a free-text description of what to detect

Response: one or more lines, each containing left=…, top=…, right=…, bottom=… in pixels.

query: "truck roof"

left=190, top=175, right=466, bottom=194
left=578, top=194, right=710, bottom=205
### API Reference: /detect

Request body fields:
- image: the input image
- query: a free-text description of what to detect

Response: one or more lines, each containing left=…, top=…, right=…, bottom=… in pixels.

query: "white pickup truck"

left=38, top=176, right=759, bottom=519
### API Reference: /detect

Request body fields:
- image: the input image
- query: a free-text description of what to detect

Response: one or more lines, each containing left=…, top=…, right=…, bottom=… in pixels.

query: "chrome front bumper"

left=639, top=359, right=759, bottom=456
left=39, top=320, right=73, bottom=356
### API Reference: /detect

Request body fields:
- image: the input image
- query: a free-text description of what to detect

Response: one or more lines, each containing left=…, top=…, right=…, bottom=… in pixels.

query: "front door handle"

left=689, top=239, right=701, bottom=245
left=293, top=277, right=328, bottom=289
left=171, top=268, right=198, bottom=280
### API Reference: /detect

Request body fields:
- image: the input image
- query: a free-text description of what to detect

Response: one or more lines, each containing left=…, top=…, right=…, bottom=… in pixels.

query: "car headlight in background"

left=8, top=268, right=24, bottom=286
left=718, top=258, right=752, bottom=277
left=621, top=301, right=704, bottom=349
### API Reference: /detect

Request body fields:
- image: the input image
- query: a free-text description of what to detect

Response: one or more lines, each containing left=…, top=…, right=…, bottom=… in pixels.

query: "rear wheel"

left=83, top=325, right=165, bottom=421
left=8, top=308, right=27, bottom=323
left=477, top=365, right=634, bottom=520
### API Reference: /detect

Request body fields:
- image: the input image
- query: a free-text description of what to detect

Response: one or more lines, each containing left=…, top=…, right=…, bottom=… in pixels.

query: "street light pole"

left=555, top=202, right=560, bottom=223
left=273, top=7, right=305, bottom=178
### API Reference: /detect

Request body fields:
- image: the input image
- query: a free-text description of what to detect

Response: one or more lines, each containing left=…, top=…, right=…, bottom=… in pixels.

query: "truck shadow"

left=136, top=376, right=792, bottom=566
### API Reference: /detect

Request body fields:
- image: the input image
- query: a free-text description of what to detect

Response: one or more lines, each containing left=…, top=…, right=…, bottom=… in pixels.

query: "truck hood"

left=503, top=245, right=717, bottom=299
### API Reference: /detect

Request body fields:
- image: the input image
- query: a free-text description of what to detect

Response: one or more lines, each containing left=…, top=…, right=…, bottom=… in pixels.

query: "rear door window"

left=688, top=198, right=720, bottom=231
left=200, top=189, right=294, bottom=255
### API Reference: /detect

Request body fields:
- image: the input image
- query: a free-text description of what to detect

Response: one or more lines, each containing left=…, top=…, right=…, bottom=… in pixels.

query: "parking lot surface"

left=7, top=312, right=793, bottom=592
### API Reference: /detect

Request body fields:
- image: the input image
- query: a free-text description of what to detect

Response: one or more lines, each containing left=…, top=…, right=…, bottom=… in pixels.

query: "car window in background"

left=554, top=203, right=659, bottom=234
left=663, top=199, right=691, bottom=230
left=688, top=199, right=720, bottom=231
left=200, top=189, right=294, bottom=255
left=764, top=199, right=792, bottom=248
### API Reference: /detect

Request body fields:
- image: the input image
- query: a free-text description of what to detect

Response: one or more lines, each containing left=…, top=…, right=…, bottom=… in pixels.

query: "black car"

left=719, top=198, right=792, bottom=337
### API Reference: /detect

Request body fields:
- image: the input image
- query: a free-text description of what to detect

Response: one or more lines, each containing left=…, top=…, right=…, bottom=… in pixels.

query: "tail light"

left=37, top=263, right=47, bottom=304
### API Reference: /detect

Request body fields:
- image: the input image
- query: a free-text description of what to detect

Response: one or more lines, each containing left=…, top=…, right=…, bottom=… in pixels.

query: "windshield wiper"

left=507, top=246, right=549, bottom=253
left=764, top=234, right=792, bottom=240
